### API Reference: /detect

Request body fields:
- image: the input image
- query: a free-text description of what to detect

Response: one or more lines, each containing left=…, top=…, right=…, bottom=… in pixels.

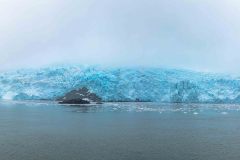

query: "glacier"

left=0, top=65, right=240, bottom=103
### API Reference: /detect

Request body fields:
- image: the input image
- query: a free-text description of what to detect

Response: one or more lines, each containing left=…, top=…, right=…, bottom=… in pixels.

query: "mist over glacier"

left=0, top=65, right=240, bottom=103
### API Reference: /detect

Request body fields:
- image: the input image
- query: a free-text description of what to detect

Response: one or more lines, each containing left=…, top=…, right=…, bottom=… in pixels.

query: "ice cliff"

left=0, top=65, right=240, bottom=103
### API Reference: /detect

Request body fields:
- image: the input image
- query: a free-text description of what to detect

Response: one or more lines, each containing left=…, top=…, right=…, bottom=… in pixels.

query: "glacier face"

left=0, top=65, right=240, bottom=103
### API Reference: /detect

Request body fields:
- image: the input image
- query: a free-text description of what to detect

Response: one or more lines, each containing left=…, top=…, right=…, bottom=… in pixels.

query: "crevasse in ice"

left=0, top=65, right=240, bottom=103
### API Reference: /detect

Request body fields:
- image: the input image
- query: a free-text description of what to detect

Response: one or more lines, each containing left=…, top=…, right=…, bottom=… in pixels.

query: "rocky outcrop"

left=57, top=87, right=102, bottom=104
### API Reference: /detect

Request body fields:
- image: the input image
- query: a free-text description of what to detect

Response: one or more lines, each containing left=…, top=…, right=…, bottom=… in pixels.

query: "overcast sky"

left=0, top=0, right=240, bottom=74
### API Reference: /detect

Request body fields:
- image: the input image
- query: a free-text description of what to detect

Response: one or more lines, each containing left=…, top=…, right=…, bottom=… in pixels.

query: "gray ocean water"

left=0, top=101, right=240, bottom=160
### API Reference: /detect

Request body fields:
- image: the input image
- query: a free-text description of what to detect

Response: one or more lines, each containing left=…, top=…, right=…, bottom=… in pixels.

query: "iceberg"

left=0, top=65, right=240, bottom=103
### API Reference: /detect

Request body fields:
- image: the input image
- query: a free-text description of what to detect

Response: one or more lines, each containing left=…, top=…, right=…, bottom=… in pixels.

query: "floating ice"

left=221, top=112, right=228, bottom=115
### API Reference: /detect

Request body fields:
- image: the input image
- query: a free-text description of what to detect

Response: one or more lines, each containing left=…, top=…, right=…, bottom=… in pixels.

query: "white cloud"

left=0, top=0, right=240, bottom=74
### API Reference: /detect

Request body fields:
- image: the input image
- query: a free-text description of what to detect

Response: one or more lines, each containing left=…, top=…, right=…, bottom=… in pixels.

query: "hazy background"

left=0, top=0, right=240, bottom=74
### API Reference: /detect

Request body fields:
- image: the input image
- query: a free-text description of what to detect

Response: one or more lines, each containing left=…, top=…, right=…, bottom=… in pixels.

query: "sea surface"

left=0, top=101, right=240, bottom=160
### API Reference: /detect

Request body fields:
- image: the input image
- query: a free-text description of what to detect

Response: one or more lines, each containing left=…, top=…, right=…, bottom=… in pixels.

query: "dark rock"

left=135, top=98, right=151, bottom=102
left=59, top=99, right=90, bottom=104
left=57, top=87, right=102, bottom=104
